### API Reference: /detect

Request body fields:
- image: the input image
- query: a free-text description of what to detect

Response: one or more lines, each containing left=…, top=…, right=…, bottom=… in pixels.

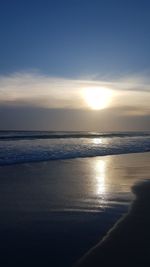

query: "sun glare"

left=95, top=159, right=106, bottom=195
left=83, top=87, right=113, bottom=110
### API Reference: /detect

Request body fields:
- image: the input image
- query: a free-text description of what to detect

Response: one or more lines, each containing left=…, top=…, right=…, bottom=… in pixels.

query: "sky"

left=0, top=0, right=150, bottom=131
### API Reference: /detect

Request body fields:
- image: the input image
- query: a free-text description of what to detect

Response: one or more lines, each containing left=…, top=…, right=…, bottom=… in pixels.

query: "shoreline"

left=0, top=152, right=150, bottom=266
left=75, top=180, right=150, bottom=267
left=0, top=150, right=150, bottom=167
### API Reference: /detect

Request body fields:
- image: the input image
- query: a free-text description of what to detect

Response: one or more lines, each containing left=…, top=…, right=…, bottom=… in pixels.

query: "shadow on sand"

left=75, top=180, right=150, bottom=267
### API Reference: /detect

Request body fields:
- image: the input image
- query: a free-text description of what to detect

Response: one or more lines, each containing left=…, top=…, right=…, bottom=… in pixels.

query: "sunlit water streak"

left=95, top=159, right=106, bottom=195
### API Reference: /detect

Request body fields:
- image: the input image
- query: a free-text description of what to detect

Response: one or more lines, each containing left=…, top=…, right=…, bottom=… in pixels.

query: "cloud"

left=0, top=71, right=150, bottom=111
left=0, top=105, right=149, bottom=131
left=0, top=70, right=149, bottom=130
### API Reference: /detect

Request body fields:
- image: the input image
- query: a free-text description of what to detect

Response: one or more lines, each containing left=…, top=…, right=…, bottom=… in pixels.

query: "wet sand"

left=0, top=152, right=150, bottom=266
left=75, top=180, right=150, bottom=267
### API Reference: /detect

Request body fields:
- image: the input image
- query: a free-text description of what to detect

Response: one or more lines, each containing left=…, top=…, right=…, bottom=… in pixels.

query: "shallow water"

left=0, top=131, right=150, bottom=165
left=0, top=152, right=150, bottom=266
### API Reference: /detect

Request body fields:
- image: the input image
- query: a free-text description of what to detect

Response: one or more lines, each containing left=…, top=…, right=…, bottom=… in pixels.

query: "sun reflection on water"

left=95, top=159, right=106, bottom=195
left=92, top=138, right=103, bottom=145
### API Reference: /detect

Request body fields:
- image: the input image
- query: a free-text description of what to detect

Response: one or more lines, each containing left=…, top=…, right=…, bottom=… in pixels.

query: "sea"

left=0, top=131, right=150, bottom=165
left=0, top=131, right=150, bottom=266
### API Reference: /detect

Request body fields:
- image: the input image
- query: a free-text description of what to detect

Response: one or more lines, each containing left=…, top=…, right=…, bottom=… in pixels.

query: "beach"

left=1, top=0, right=150, bottom=265
left=75, top=180, right=150, bottom=267
left=0, top=152, right=150, bottom=266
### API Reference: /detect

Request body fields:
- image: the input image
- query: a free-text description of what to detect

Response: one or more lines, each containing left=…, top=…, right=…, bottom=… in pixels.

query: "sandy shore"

left=75, top=180, right=150, bottom=267
left=0, top=152, right=149, bottom=266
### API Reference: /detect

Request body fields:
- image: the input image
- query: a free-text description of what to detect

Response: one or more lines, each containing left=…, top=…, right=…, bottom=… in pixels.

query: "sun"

left=83, top=87, right=113, bottom=110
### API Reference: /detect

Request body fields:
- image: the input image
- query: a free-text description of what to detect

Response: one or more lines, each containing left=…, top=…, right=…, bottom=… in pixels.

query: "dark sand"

left=0, top=152, right=150, bottom=267
left=75, top=180, right=150, bottom=267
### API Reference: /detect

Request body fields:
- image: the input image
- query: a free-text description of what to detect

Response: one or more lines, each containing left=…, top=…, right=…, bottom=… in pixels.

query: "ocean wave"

left=0, top=133, right=150, bottom=165
left=0, top=131, right=150, bottom=141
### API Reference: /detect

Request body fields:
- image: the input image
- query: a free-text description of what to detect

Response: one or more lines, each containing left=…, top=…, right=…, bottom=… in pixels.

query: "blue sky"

left=1, top=0, right=150, bottom=77
left=0, top=0, right=150, bottom=130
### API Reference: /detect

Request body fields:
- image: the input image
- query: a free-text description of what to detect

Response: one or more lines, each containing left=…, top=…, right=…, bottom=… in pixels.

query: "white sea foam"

left=0, top=131, right=150, bottom=165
